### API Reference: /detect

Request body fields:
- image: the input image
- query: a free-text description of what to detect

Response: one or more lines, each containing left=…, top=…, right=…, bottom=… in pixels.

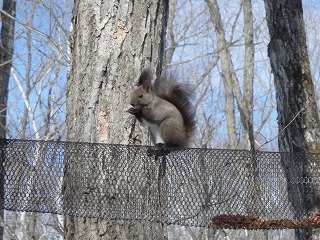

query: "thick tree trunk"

left=264, top=0, right=320, bottom=239
left=0, top=1, right=16, bottom=238
left=64, top=0, right=168, bottom=239
left=0, top=0, right=16, bottom=139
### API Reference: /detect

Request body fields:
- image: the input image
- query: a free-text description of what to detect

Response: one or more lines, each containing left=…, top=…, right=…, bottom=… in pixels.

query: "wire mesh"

left=1, top=139, right=320, bottom=229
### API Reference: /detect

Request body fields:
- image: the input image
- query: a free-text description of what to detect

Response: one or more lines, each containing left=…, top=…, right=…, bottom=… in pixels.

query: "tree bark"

left=0, top=0, right=16, bottom=139
left=264, top=0, right=320, bottom=239
left=241, top=0, right=254, bottom=150
left=64, top=0, right=168, bottom=239
left=0, top=1, right=16, bottom=238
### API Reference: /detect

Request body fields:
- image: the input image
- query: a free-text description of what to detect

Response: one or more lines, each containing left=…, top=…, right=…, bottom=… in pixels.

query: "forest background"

left=1, top=0, right=320, bottom=239
left=3, top=0, right=320, bottom=150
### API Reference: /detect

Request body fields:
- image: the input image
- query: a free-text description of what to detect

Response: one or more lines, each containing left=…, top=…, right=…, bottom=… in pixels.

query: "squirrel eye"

left=139, top=94, right=143, bottom=98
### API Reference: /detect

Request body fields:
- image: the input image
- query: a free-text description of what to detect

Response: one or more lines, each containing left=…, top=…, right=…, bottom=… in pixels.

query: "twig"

left=257, top=108, right=304, bottom=150
left=128, top=117, right=142, bottom=144
left=0, top=216, right=19, bottom=240
left=169, top=192, right=238, bottom=225
left=0, top=8, right=69, bottom=63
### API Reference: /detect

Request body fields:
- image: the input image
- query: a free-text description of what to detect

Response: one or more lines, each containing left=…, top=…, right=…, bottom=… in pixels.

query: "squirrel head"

left=130, top=68, right=154, bottom=107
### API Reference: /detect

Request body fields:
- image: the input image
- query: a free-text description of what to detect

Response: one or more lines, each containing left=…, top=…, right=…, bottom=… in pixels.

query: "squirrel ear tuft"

left=138, top=68, right=153, bottom=89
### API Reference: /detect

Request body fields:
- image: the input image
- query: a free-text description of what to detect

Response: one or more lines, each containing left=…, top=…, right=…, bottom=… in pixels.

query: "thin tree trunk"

left=166, top=0, right=177, bottom=66
left=22, top=4, right=38, bottom=238
left=205, top=0, right=238, bottom=148
left=264, top=0, right=320, bottom=239
left=205, top=0, right=260, bottom=218
left=205, top=0, right=255, bottom=150
left=241, top=0, right=254, bottom=150
left=64, top=0, right=169, bottom=239
left=20, top=2, right=36, bottom=140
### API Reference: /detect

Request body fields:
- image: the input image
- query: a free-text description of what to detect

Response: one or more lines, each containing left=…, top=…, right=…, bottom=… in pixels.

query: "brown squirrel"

left=128, top=68, right=196, bottom=147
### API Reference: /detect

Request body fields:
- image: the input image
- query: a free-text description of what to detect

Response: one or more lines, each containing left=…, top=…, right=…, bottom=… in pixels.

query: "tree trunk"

left=205, top=0, right=255, bottom=150
left=0, top=0, right=16, bottom=139
left=64, top=0, right=168, bottom=239
left=0, top=1, right=16, bottom=238
left=264, top=0, right=320, bottom=239
left=205, top=0, right=260, bottom=218
left=205, top=0, right=238, bottom=148
left=241, top=0, right=254, bottom=150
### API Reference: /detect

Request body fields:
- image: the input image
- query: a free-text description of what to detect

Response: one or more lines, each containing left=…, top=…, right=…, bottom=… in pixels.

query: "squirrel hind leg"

left=159, top=120, right=188, bottom=147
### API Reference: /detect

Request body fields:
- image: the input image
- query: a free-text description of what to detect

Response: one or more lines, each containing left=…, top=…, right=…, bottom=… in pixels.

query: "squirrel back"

left=153, top=72, right=196, bottom=141
left=129, top=68, right=196, bottom=147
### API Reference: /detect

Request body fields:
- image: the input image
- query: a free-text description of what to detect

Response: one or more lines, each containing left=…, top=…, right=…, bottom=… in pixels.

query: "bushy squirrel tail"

left=154, top=71, right=196, bottom=139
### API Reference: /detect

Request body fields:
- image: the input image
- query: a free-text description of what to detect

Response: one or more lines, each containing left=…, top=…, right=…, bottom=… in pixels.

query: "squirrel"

left=128, top=68, right=196, bottom=147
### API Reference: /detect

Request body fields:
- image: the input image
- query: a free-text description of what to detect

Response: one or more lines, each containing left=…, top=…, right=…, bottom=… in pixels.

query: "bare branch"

left=11, top=68, right=40, bottom=139
left=0, top=8, right=70, bottom=63
left=257, top=108, right=304, bottom=150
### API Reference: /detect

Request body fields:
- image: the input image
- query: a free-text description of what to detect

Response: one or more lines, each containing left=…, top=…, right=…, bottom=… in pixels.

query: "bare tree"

left=0, top=0, right=16, bottom=138
left=0, top=1, right=16, bottom=238
left=205, top=0, right=255, bottom=150
left=6, top=0, right=69, bottom=140
left=303, top=5, right=320, bottom=103
left=1, top=0, right=71, bottom=239
left=64, top=0, right=169, bottom=239
left=164, top=0, right=272, bottom=238
left=264, top=0, right=320, bottom=239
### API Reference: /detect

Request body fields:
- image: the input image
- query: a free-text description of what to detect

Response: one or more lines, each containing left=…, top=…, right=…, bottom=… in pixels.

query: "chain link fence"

left=1, top=139, right=320, bottom=229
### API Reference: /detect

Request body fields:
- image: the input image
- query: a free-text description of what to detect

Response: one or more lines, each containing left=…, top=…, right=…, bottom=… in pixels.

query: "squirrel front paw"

left=128, top=107, right=141, bottom=115
left=147, top=144, right=171, bottom=157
